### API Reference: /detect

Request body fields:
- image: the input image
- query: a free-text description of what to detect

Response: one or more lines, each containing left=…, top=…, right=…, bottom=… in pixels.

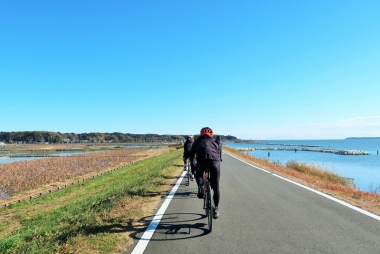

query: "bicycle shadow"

left=172, top=188, right=198, bottom=199
left=130, top=212, right=211, bottom=242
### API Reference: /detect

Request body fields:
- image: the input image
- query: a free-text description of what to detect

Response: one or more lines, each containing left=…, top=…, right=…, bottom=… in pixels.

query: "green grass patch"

left=0, top=149, right=182, bottom=253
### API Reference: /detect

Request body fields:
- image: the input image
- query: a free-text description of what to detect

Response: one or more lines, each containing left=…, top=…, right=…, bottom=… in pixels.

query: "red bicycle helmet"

left=200, top=127, right=213, bottom=137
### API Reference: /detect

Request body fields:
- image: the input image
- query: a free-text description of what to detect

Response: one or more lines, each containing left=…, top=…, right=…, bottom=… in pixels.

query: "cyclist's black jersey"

left=190, top=136, right=221, bottom=162
left=183, top=139, right=193, bottom=158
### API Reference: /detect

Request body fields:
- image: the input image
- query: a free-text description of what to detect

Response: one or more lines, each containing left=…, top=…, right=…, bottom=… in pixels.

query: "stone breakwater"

left=255, top=143, right=321, bottom=148
left=236, top=147, right=370, bottom=155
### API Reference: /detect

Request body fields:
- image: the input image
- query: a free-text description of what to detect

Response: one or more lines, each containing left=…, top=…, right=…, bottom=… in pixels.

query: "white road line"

left=131, top=171, right=187, bottom=254
left=224, top=152, right=380, bottom=222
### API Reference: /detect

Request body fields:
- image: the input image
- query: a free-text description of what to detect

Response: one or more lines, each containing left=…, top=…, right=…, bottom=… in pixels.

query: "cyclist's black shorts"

left=197, top=160, right=220, bottom=186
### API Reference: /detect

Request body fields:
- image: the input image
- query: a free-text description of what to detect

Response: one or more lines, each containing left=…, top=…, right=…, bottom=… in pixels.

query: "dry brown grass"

left=0, top=147, right=170, bottom=201
left=1, top=142, right=165, bottom=152
left=224, top=146, right=380, bottom=216
left=0, top=147, right=182, bottom=253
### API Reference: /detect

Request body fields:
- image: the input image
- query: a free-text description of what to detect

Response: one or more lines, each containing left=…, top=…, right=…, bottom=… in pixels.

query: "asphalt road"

left=127, top=153, right=380, bottom=254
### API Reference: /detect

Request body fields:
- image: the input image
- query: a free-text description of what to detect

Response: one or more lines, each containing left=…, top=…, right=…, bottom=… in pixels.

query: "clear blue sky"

left=1, top=1, right=379, bottom=139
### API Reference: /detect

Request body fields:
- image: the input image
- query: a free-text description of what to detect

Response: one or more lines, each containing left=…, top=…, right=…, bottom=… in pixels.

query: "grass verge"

left=224, top=146, right=380, bottom=216
left=0, top=148, right=183, bottom=253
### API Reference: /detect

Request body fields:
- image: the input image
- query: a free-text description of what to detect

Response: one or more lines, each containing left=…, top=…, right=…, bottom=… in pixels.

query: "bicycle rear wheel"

left=206, top=186, right=213, bottom=232
left=204, top=191, right=209, bottom=216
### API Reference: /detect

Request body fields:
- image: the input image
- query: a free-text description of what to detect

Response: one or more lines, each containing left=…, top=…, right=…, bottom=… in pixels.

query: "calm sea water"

left=0, top=151, right=85, bottom=164
left=225, top=139, right=380, bottom=192
left=0, top=146, right=160, bottom=164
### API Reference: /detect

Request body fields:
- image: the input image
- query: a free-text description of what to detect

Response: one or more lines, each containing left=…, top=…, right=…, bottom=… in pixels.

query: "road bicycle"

left=203, top=170, right=213, bottom=232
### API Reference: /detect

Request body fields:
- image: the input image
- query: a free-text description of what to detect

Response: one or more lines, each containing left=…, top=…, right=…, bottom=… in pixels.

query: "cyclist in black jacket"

left=190, top=127, right=221, bottom=219
left=183, top=135, right=195, bottom=180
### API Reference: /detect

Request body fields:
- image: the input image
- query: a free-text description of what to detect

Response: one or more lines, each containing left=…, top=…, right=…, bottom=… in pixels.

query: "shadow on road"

left=171, top=188, right=198, bottom=199
left=130, top=212, right=211, bottom=241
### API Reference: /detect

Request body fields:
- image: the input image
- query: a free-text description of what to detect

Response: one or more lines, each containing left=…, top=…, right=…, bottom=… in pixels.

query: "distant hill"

left=0, top=131, right=238, bottom=144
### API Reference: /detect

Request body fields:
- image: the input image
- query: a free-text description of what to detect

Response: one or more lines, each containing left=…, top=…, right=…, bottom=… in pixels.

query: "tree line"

left=0, top=131, right=238, bottom=144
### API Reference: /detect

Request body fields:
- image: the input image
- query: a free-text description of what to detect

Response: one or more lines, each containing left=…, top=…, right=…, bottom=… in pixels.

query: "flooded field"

left=0, top=143, right=171, bottom=200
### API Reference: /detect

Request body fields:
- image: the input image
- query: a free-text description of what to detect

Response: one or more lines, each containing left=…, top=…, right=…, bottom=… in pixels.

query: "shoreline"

left=236, top=147, right=370, bottom=155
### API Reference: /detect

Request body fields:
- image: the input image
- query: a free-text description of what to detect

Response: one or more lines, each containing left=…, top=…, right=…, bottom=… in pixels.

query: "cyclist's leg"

left=183, top=157, right=189, bottom=171
left=196, top=160, right=208, bottom=186
left=209, top=160, right=220, bottom=218
left=209, top=160, right=220, bottom=207
left=195, top=161, right=206, bottom=199
left=190, top=158, right=197, bottom=182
